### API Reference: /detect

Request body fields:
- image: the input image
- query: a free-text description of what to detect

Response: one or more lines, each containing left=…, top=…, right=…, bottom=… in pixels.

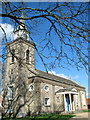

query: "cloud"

left=57, top=73, right=69, bottom=79
left=48, top=71, right=79, bottom=80
left=72, top=75, right=79, bottom=79
left=86, top=93, right=90, bottom=98
left=0, top=23, right=14, bottom=40
left=48, top=71, right=56, bottom=75
left=48, top=71, right=69, bottom=79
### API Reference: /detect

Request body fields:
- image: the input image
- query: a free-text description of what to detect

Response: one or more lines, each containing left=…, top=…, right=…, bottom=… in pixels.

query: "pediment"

left=72, top=88, right=77, bottom=92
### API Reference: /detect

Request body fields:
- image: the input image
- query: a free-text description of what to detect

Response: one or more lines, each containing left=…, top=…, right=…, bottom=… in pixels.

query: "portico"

left=56, top=87, right=78, bottom=112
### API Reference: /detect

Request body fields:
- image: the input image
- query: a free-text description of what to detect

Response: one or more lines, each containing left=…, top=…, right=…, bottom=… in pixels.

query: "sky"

left=0, top=2, right=89, bottom=98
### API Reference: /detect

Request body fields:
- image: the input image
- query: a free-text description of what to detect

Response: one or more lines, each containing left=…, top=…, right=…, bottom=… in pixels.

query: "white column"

left=73, top=95, right=75, bottom=111
left=69, top=94, right=72, bottom=111
left=75, top=94, right=77, bottom=111
left=64, top=94, right=67, bottom=111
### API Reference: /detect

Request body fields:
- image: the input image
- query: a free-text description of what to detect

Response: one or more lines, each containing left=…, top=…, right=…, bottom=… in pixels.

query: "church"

left=3, top=13, right=87, bottom=117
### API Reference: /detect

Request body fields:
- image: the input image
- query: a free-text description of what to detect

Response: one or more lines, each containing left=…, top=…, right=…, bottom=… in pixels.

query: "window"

left=11, top=69, right=13, bottom=75
left=23, top=33, right=27, bottom=39
left=8, top=109, right=13, bottom=113
left=45, top=85, right=49, bottom=91
left=82, top=93, right=86, bottom=106
left=44, top=98, right=50, bottom=106
left=29, top=85, right=34, bottom=91
left=9, top=69, right=14, bottom=83
left=76, top=95, right=78, bottom=106
left=9, top=87, right=13, bottom=100
left=12, top=49, right=15, bottom=62
left=26, top=49, right=29, bottom=63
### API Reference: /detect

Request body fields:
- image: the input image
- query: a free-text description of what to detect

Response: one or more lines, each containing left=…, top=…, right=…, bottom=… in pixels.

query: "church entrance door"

left=66, top=94, right=70, bottom=111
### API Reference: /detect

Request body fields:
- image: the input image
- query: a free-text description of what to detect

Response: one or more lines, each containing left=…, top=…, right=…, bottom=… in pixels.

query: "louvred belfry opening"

left=14, top=11, right=29, bottom=40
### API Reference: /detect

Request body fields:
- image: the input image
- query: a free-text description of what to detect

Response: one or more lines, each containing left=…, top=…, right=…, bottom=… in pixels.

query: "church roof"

left=35, top=69, right=85, bottom=88
left=87, top=98, right=90, bottom=105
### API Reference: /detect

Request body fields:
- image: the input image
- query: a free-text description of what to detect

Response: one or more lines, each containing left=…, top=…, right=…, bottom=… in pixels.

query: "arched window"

left=26, top=49, right=29, bottom=63
left=12, top=49, right=15, bottom=62
left=44, top=98, right=50, bottom=106
left=9, top=86, right=13, bottom=100
left=29, top=85, right=34, bottom=91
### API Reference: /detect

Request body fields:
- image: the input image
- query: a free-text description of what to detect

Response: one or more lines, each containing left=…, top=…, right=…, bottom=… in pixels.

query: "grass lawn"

left=83, top=110, right=90, bottom=112
left=4, top=113, right=75, bottom=120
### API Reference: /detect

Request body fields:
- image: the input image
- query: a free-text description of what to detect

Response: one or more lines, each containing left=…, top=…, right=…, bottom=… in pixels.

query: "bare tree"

left=0, top=2, right=89, bottom=71
left=0, top=0, right=89, bottom=100
left=0, top=2, right=89, bottom=118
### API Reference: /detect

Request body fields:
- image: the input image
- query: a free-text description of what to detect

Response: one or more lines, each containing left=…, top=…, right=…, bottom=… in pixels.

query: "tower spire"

left=14, top=10, right=29, bottom=40
left=20, top=10, right=25, bottom=25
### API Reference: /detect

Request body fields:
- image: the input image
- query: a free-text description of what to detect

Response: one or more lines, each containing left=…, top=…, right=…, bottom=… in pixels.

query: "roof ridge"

left=36, top=69, right=85, bottom=88
left=36, top=69, right=68, bottom=79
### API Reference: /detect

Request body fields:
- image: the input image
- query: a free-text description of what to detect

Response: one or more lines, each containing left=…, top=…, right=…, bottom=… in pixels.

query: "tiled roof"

left=36, top=69, right=85, bottom=88
left=87, top=98, right=90, bottom=105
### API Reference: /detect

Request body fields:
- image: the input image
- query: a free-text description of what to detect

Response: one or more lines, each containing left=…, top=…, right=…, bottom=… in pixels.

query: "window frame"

left=26, top=49, right=29, bottom=63
left=8, top=109, right=13, bottom=113
left=29, top=84, right=34, bottom=91
left=44, top=85, right=49, bottom=92
left=82, top=92, right=86, bottom=106
left=44, top=98, right=50, bottom=106
left=12, top=49, right=15, bottom=63
left=9, top=86, right=13, bottom=100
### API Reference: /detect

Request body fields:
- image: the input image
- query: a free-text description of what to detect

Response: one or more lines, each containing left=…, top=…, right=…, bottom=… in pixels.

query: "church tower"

left=3, top=12, right=36, bottom=117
